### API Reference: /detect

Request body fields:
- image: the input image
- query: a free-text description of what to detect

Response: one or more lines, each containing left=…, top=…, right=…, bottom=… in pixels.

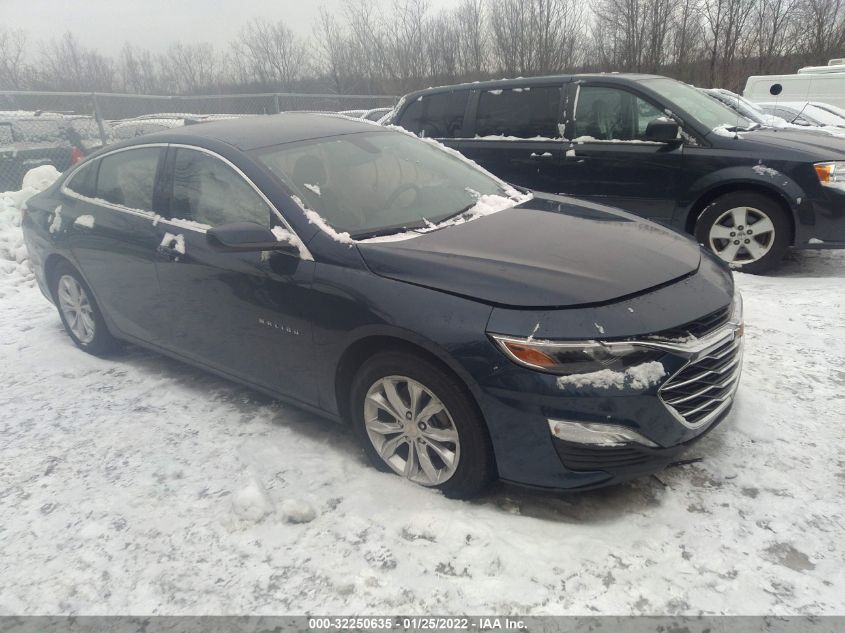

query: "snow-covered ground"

left=0, top=176, right=844, bottom=615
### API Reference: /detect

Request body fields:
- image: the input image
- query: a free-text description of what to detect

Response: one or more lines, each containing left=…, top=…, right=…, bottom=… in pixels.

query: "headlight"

left=491, top=335, right=664, bottom=375
left=814, top=161, right=845, bottom=189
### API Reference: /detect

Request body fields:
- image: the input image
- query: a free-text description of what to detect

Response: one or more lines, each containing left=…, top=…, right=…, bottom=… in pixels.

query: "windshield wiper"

left=349, top=219, right=431, bottom=241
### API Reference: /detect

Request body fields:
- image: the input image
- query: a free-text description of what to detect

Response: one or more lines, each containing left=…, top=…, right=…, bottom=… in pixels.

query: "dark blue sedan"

left=21, top=113, right=743, bottom=498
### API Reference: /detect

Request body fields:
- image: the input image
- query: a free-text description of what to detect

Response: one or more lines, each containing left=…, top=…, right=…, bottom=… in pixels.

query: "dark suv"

left=388, top=74, right=845, bottom=272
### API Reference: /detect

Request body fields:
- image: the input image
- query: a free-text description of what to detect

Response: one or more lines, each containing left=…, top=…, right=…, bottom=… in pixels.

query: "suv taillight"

left=70, top=147, right=84, bottom=164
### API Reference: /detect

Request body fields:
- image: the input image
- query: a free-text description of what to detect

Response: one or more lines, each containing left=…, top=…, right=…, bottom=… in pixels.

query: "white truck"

left=743, top=59, right=845, bottom=108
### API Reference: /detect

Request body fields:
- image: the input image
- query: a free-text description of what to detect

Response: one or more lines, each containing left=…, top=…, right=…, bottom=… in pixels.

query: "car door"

left=62, top=145, right=170, bottom=345
left=153, top=145, right=317, bottom=400
left=558, top=83, right=683, bottom=222
left=457, top=84, right=566, bottom=192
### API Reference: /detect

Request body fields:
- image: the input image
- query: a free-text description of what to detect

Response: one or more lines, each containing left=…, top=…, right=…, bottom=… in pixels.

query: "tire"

left=694, top=191, right=791, bottom=274
left=350, top=351, right=495, bottom=499
left=51, top=262, right=119, bottom=356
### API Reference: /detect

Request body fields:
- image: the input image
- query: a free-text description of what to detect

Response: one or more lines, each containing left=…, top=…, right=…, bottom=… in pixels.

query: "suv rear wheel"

left=695, top=191, right=790, bottom=273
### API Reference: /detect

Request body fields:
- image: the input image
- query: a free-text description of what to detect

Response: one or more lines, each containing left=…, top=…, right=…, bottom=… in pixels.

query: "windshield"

left=643, top=78, right=754, bottom=131
left=813, top=102, right=845, bottom=120
left=803, top=104, right=845, bottom=127
left=253, top=131, right=512, bottom=238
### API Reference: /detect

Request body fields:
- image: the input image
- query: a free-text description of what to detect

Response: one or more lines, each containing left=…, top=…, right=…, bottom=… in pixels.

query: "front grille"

left=651, top=305, right=731, bottom=341
left=659, top=333, right=743, bottom=428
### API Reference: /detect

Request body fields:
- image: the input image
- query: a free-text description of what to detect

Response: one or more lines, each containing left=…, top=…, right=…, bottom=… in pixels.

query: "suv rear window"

left=475, top=86, right=562, bottom=138
left=398, top=91, right=468, bottom=138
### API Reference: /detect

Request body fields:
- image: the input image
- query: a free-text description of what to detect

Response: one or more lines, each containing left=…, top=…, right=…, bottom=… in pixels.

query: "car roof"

left=400, top=73, right=664, bottom=100
left=119, top=112, right=383, bottom=151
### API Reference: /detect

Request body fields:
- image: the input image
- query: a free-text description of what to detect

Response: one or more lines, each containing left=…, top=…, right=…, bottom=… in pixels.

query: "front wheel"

left=350, top=351, right=495, bottom=499
left=694, top=192, right=790, bottom=274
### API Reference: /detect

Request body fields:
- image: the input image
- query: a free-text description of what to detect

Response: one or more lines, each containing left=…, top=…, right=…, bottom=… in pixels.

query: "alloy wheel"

left=57, top=274, right=96, bottom=344
left=708, top=206, right=776, bottom=265
left=363, top=375, right=461, bottom=486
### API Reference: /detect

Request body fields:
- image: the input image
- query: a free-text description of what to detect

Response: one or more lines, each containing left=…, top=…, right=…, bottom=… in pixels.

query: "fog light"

left=547, top=419, right=658, bottom=447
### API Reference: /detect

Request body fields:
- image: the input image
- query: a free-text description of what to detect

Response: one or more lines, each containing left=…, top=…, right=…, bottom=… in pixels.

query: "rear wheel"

left=350, top=351, right=495, bottom=499
left=51, top=262, right=119, bottom=355
left=694, top=191, right=790, bottom=274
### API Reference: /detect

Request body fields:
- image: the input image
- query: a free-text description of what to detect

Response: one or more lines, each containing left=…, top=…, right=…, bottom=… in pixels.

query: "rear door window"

left=398, top=91, right=468, bottom=138
left=171, top=148, right=271, bottom=227
left=474, top=86, right=563, bottom=138
left=96, top=147, right=161, bottom=212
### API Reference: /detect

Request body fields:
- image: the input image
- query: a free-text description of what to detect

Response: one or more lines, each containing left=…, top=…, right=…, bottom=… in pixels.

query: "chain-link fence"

left=0, top=91, right=398, bottom=191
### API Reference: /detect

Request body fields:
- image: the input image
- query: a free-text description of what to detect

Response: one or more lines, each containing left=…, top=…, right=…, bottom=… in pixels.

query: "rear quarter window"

left=398, top=91, right=468, bottom=138
left=65, top=160, right=99, bottom=198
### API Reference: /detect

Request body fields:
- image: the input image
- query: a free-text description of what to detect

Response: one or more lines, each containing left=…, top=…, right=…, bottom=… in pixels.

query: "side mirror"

left=645, top=118, right=681, bottom=143
left=207, top=222, right=298, bottom=255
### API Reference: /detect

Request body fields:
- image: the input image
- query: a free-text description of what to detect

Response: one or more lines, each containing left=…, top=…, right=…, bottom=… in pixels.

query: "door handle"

left=156, top=244, right=182, bottom=260
left=157, top=233, right=185, bottom=261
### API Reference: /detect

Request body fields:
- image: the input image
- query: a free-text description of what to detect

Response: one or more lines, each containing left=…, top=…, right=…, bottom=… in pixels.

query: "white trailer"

left=743, top=59, right=845, bottom=109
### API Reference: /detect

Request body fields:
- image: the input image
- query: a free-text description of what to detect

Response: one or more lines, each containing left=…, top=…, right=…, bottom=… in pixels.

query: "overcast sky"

left=6, top=0, right=457, bottom=56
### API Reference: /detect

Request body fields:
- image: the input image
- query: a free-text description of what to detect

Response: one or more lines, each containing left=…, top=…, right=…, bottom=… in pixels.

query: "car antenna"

left=794, top=76, right=815, bottom=124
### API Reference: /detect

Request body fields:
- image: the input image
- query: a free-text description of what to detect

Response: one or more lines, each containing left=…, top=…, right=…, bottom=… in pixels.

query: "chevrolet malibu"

left=21, top=114, right=744, bottom=498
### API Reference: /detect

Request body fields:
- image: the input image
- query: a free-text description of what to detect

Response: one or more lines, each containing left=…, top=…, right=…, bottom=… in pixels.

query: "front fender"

left=679, top=165, right=808, bottom=234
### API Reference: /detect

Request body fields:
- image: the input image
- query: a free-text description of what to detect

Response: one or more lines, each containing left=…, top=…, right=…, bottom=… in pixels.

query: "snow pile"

left=557, top=361, right=667, bottom=390
left=279, top=498, right=317, bottom=524
left=231, top=476, right=274, bottom=523
left=303, top=183, right=321, bottom=196
left=0, top=165, right=61, bottom=284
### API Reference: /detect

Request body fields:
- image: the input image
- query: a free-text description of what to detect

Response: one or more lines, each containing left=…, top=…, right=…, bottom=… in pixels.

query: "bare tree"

left=236, top=19, right=308, bottom=89
left=490, top=0, right=586, bottom=75
left=454, top=0, right=488, bottom=77
left=157, top=42, right=220, bottom=94
left=702, top=0, right=755, bottom=87
left=744, top=0, right=801, bottom=73
left=119, top=44, right=160, bottom=94
left=0, top=27, right=28, bottom=90
left=798, top=0, right=845, bottom=63
left=39, top=32, right=115, bottom=91
left=669, top=0, right=704, bottom=82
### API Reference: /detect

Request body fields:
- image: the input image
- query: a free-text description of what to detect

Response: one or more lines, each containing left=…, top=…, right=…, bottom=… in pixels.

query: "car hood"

left=356, top=195, right=702, bottom=308
left=730, top=127, right=845, bottom=158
